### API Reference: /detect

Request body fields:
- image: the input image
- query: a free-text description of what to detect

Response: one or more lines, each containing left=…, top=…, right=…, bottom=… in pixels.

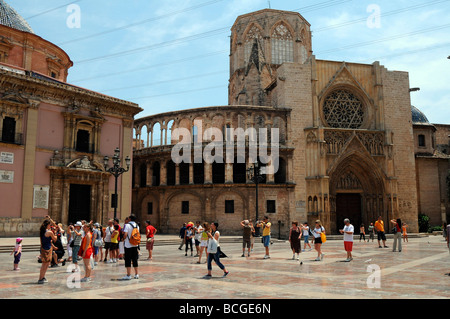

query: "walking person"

left=145, top=220, right=157, bottom=260
left=203, top=222, right=229, bottom=278
left=312, top=220, right=325, bottom=261
left=301, top=222, right=312, bottom=251
left=80, top=223, right=93, bottom=282
left=340, top=218, right=354, bottom=261
left=38, top=216, right=57, bottom=284
left=289, top=221, right=302, bottom=260
left=122, top=215, right=140, bottom=280
left=197, top=222, right=209, bottom=264
left=178, top=223, right=187, bottom=250
left=390, top=218, right=403, bottom=252
left=374, top=216, right=388, bottom=248
left=11, top=237, right=23, bottom=270
left=257, top=216, right=272, bottom=259
left=240, top=220, right=254, bottom=257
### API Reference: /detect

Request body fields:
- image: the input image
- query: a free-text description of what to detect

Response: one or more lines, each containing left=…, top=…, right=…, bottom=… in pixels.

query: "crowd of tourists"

left=8, top=213, right=450, bottom=284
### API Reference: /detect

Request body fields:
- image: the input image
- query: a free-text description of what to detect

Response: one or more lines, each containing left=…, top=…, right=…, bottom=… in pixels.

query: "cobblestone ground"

left=0, top=235, right=448, bottom=300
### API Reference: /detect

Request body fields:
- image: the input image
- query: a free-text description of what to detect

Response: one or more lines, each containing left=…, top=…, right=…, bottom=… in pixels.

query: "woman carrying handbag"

left=203, top=222, right=229, bottom=279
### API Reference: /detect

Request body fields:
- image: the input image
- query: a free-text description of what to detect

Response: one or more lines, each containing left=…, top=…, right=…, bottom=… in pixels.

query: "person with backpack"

left=301, top=222, right=312, bottom=251
left=121, top=214, right=141, bottom=280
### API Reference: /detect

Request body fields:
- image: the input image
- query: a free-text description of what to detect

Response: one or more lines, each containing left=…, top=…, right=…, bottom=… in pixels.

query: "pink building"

left=0, top=1, right=142, bottom=236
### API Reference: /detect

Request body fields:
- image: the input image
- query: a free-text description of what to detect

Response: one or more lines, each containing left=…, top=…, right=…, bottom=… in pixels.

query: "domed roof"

left=411, top=105, right=431, bottom=125
left=0, top=0, right=34, bottom=33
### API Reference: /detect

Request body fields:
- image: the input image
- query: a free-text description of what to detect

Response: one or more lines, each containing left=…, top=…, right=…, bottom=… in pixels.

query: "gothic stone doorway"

left=336, top=193, right=362, bottom=234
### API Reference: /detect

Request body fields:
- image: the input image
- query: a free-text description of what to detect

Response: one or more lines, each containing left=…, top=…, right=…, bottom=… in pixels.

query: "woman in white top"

left=312, top=220, right=325, bottom=261
left=204, top=222, right=229, bottom=278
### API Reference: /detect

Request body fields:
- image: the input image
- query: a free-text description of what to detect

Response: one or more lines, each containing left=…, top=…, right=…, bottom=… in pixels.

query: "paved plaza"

left=0, top=235, right=448, bottom=301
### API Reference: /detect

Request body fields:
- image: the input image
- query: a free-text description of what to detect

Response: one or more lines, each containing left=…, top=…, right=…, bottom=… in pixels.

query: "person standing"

left=301, top=222, right=312, bottom=251
left=340, top=218, right=354, bottom=261
left=312, top=220, right=325, bottom=261
left=289, top=221, right=302, bottom=260
left=197, top=222, right=209, bottom=264
left=110, top=224, right=120, bottom=263
left=185, top=224, right=194, bottom=257
left=103, top=219, right=114, bottom=262
left=71, top=222, right=83, bottom=272
left=402, top=223, right=408, bottom=242
left=11, top=237, right=23, bottom=270
left=257, top=216, right=272, bottom=259
left=249, top=219, right=255, bottom=252
left=390, top=218, right=402, bottom=252
left=203, top=222, right=229, bottom=278
left=145, top=220, right=157, bottom=260
left=178, top=223, right=187, bottom=250
left=80, top=223, right=93, bottom=282
left=374, top=216, right=388, bottom=248
left=92, top=223, right=103, bottom=266
left=194, top=221, right=202, bottom=257
left=38, top=217, right=57, bottom=284
left=240, top=220, right=254, bottom=257
left=368, top=222, right=375, bottom=242
left=359, top=224, right=366, bottom=242
left=122, top=215, right=140, bottom=280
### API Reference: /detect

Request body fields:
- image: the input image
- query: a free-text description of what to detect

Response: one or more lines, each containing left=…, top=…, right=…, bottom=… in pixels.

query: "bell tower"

left=228, top=9, right=312, bottom=106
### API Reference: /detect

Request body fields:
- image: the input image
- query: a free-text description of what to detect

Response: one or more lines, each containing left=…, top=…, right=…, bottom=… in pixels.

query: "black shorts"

left=104, top=242, right=112, bottom=250
left=124, top=247, right=139, bottom=268
left=314, top=237, right=322, bottom=244
left=377, top=231, right=386, bottom=241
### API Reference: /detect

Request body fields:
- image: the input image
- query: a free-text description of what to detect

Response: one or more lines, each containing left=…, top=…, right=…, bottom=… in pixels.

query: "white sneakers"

left=263, top=255, right=270, bottom=259
left=121, top=274, right=139, bottom=280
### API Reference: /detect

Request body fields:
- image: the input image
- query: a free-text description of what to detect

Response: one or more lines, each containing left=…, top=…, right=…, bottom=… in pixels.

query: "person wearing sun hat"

left=11, top=237, right=23, bottom=270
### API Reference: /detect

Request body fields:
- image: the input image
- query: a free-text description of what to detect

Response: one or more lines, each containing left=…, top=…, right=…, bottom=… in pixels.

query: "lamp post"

left=247, top=161, right=264, bottom=237
left=104, top=147, right=131, bottom=220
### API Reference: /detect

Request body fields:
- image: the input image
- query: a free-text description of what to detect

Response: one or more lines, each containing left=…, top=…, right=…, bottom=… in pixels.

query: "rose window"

left=323, top=89, right=365, bottom=129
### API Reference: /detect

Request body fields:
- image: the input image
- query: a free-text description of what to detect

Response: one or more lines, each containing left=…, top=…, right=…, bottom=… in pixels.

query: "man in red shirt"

left=145, top=220, right=157, bottom=260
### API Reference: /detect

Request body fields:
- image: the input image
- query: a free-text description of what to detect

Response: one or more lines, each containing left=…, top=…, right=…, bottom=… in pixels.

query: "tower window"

left=267, top=200, right=276, bottom=213
left=271, top=23, right=293, bottom=65
left=418, top=134, right=426, bottom=147
left=182, top=201, right=189, bottom=214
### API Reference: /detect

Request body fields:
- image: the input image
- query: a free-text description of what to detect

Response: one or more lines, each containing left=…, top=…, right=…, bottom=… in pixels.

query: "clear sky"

left=6, top=0, right=450, bottom=124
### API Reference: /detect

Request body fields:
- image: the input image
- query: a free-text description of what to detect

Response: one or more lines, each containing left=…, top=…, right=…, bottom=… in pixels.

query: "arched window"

left=179, top=162, right=190, bottom=185
left=271, top=23, right=293, bottom=65
left=244, top=25, right=263, bottom=67
left=152, top=162, right=160, bottom=186
left=139, top=163, right=147, bottom=187
left=274, top=157, right=286, bottom=184
left=166, top=160, right=176, bottom=186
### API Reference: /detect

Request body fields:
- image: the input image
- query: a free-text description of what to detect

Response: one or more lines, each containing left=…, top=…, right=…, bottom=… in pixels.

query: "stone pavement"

left=0, top=235, right=448, bottom=301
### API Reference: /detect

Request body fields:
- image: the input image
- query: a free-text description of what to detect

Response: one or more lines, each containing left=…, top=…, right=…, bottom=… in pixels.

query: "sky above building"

left=6, top=0, right=450, bottom=124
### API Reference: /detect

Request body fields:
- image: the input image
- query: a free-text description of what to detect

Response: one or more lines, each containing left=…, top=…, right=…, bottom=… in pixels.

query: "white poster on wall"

left=33, top=185, right=49, bottom=209
left=0, top=170, right=14, bottom=183
left=0, top=152, right=14, bottom=164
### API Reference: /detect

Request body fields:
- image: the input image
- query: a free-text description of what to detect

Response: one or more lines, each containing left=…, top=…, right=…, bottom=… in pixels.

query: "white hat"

left=74, top=221, right=82, bottom=227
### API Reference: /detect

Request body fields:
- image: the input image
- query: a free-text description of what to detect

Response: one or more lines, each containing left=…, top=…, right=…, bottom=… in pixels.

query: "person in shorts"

left=374, top=216, right=388, bottom=248
left=340, top=218, right=354, bottom=261
left=240, top=220, right=254, bottom=257
left=301, top=222, right=312, bottom=251
left=257, top=216, right=271, bottom=259
left=145, top=220, right=157, bottom=260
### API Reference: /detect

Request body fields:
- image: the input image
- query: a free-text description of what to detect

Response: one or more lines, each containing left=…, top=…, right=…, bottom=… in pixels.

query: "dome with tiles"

left=411, top=105, right=431, bottom=125
left=0, top=0, right=34, bottom=33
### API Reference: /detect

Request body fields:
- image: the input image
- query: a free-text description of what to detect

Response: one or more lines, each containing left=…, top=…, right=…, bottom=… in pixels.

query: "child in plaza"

left=11, top=237, right=23, bottom=270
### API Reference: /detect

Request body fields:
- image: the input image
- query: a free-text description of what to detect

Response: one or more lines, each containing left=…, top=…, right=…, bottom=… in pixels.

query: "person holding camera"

left=257, top=216, right=272, bottom=259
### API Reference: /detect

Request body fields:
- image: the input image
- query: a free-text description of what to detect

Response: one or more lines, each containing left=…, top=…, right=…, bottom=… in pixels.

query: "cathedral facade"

left=132, top=9, right=449, bottom=236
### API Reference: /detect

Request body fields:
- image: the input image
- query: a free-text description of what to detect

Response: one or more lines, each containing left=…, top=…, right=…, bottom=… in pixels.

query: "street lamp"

left=104, top=147, right=131, bottom=219
left=247, top=161, right=265, bottom=237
